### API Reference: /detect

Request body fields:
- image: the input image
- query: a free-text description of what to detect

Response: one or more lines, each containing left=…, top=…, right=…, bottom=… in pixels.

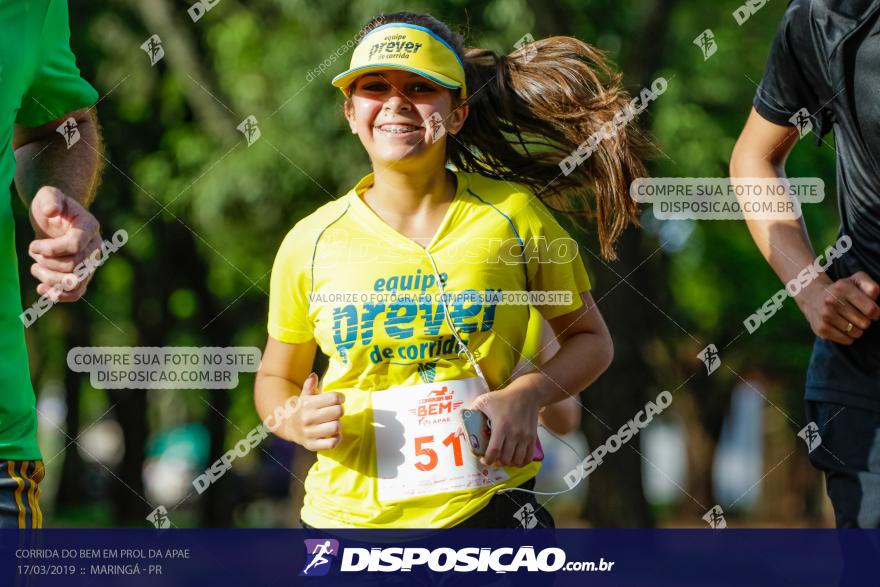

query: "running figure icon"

left=301, top=539, right=338, bottom=576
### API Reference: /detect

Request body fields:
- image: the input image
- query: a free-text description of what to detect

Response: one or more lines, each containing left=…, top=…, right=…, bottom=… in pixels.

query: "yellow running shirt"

left=268, top=169, right=591, bottom=528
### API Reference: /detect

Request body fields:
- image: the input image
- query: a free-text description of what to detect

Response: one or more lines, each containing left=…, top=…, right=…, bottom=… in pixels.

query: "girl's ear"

left=344, top=99, right=358, bottom=134
left=447, top=102, right=469, bottom=135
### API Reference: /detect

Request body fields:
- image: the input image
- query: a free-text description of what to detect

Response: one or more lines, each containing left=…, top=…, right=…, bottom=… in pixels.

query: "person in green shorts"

left=0, top=0, right=104, bottom=528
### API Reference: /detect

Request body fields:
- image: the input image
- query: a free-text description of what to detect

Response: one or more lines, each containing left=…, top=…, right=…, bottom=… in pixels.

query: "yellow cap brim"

left=331, top=65, right=465, bottom=98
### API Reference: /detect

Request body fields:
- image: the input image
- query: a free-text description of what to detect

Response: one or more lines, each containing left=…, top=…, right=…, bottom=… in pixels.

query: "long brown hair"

left=352, top=12, right=649, bottom=260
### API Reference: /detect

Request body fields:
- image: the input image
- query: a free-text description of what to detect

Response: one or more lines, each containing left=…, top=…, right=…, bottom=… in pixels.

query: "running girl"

left=255, top=12, right=647, bottom=528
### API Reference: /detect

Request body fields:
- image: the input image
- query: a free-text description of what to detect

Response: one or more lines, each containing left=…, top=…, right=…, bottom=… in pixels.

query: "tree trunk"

left=524, top=0, right=678, bottom=527
left=56, top=306, right=92, bottom=511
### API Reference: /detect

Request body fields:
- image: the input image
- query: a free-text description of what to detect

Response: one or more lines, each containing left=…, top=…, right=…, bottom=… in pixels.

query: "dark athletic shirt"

left=754, top=0, right=880, bottom=410
left=853, top=11, right=880, bottom=196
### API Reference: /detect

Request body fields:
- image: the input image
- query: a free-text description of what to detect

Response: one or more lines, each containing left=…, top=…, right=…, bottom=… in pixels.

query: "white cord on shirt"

left=422, top=248, right=586, bottom=498
left=423, top=248, right=490, bottom=392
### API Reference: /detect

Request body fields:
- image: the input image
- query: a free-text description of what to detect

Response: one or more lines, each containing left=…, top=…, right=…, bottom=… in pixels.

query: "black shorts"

left=0, top=460, right=44, bottom=529
left=805, top=400, right=880, bottom=528
left=301, top=477, right=555, bottom=529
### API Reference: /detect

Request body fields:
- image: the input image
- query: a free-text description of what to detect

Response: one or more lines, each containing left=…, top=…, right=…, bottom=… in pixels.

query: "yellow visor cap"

left=332, top=23, right=467, bottom=99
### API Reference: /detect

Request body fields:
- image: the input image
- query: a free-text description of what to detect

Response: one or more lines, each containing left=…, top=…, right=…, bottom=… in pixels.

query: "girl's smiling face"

left=344, top=70, right=468, bottom=166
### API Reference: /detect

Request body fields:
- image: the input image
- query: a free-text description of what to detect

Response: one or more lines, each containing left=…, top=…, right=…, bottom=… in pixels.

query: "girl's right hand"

left=288, top=373, right=345, bottom=451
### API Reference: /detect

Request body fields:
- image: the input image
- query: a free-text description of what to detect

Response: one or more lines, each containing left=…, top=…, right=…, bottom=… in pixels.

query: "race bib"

left=371, top=377, right=509, bottom=503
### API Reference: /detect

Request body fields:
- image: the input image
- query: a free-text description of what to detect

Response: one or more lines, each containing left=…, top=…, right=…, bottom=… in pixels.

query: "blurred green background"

left=18, top=0, right=840, bottom=528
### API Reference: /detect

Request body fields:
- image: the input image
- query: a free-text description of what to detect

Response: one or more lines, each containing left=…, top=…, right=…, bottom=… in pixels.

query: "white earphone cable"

left=423, top=248, right=587, bottom=498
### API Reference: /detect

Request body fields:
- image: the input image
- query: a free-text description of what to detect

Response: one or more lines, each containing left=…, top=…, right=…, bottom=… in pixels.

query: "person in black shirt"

left=730, top=0, right=880, bottom=527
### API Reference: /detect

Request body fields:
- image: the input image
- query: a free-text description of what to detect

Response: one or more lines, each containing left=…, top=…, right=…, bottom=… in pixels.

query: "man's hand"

left=29, top=185, right=102, bottom=302
left=797, top=271, right=880, bottom=345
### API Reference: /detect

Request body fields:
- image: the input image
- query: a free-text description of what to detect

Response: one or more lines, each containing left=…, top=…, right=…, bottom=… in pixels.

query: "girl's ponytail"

left=453, top=37, right=649, bottom=261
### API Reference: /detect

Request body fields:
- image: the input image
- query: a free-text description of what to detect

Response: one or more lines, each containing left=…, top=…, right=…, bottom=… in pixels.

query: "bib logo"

left=300, top=539, right=339, bottom=577
left=409, top=386, right=463, bottom=425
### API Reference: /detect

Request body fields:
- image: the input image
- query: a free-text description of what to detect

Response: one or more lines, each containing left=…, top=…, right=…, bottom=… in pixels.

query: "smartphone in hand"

left=459, top=409, right=544, bottom=461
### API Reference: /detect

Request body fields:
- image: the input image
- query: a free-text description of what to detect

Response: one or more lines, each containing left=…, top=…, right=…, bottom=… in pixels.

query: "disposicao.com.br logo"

left=300, top=539, right=340, bottom=577
left=298, top=539, right=614, bottom=575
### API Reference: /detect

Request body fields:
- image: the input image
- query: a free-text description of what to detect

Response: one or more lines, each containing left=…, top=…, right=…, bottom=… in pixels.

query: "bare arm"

left=510, top=291, right=613, bottom=409
left=730, top=107, right=880, bottom=344
left=533, top=320, right=582, bottom=435
left=475, top=291, right=613, bottom=466
left=13, top=109, right=105, bottom=302
left=730, top=108, right=816, bottom=285
left=14, top=108, right=102, bottom=208
left=254, top=336, right=345, bottom=451
left=538, top=394, right=581, bottom=436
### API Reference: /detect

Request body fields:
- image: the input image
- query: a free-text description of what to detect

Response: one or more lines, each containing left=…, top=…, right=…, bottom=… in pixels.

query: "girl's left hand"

left=470, top=386, right=541, bottom=468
